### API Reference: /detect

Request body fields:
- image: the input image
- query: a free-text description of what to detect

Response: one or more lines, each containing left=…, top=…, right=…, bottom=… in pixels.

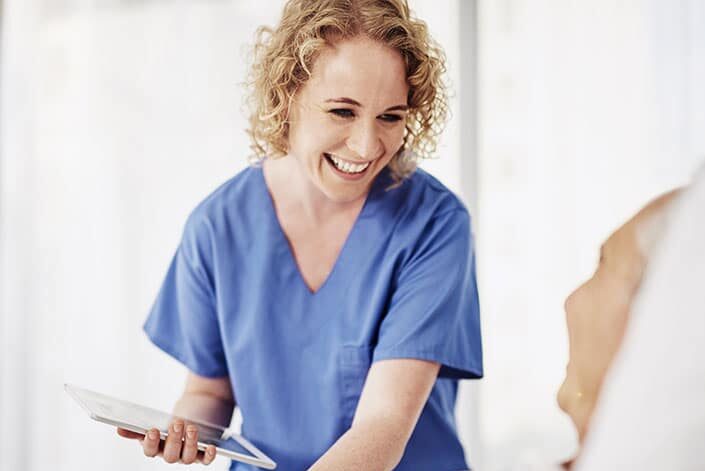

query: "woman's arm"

left=308, top=358, right=440, bottom=471
left=173, top=372, right=236, bottom=425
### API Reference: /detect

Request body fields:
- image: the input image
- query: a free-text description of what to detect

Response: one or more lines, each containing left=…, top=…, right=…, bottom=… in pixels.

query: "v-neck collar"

left=256, top=164, right=388, bottom=296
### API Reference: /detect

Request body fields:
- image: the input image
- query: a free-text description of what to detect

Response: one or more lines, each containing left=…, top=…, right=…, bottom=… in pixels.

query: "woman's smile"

left=323, top=153, right=374, bottom=180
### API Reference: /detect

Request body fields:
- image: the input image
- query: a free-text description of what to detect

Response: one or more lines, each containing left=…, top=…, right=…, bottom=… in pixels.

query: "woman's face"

left=286, top=36, right=409, bottom=203
left=557, top=220, right=643, bottom=440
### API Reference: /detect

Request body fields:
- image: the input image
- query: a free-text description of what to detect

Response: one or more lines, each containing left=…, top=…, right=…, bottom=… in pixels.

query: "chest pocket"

left=339, top=345, right=373, bottom=426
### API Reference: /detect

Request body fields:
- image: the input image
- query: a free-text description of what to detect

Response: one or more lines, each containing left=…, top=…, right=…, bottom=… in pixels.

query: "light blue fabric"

left=144, top=165, right=483, bottom=470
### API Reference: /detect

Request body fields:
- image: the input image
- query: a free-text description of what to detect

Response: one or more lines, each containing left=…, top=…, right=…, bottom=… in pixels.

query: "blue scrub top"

left=144, top=165, right=483, bottom=470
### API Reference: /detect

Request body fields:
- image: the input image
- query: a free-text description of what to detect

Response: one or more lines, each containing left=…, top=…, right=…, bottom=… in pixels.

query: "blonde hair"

left=245, top=0, right=449, bottom=182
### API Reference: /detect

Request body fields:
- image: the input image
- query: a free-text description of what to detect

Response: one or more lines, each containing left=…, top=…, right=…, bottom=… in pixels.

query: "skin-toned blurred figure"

left=572, top=166, right=705, bottom=470
left=557, top=190, right=679, bottom=442
left=542, top=165, right=704, bottom=470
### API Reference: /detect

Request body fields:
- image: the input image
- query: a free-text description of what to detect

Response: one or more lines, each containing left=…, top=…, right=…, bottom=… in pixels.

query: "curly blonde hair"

left=246, top=0, right=449, bottom=182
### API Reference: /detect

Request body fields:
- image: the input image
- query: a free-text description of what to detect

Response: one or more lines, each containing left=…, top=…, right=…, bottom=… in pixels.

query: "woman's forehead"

left=304, top=38, right=408, bottom=105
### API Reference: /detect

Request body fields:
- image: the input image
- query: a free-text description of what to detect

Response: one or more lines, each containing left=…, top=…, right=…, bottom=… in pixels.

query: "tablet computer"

left=65, top=383, right=276, bottom=469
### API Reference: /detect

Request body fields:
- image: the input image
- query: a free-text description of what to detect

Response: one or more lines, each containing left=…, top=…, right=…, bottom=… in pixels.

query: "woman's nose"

left=347, top=121, right=383, bottom=160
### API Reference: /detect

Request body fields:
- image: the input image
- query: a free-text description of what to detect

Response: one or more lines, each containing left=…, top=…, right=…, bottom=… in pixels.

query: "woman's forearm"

left=307, top=417, right=408, bottom=471
left=173, top=391, right=236, bottom=428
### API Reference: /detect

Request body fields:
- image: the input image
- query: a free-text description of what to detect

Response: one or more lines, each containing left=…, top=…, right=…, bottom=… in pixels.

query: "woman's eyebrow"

left=385, top=104, right=409, bottom=112
left=325, top=97, right=408, bottom=112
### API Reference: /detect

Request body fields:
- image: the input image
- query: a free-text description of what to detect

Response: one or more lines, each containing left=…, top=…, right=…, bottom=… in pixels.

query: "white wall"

left=1, top=2, right=279, bottom=470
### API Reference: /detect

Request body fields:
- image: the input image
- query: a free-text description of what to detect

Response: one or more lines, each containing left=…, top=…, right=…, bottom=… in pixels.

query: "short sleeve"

left=373, top=208, right=483, bottom=379
left=143, top=214, right=228, bottom=378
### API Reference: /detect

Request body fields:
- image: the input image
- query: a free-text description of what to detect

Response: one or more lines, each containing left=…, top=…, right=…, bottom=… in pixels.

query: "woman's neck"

left=263, top=156, right=366, bottom=225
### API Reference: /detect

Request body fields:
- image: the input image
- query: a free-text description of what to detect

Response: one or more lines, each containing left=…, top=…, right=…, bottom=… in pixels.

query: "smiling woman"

left=107, top=0, right=482, bottom=471
left=117, top=1, right=483, bottom=470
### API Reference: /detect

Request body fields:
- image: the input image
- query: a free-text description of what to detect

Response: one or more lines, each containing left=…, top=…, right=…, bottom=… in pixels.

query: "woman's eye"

left=379, top=114, right=403, bottom=123
left=330, top=109, right=355, bottom=118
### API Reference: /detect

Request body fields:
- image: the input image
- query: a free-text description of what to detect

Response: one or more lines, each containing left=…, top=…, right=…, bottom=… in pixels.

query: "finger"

left=163, top=420, right=185, bottom=464
left=180, top=424, right=199, bottom=464
left=142, top=428, right=161, bottom=457
left=117, top=428, right=144, bottom=440
left=201, top=445, right=217, bottom=465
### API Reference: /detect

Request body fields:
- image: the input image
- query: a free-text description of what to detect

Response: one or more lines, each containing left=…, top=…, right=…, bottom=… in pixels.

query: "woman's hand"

left=117, top=420, right=217, bottom=465
left=118, top=373, right=234, bottom=465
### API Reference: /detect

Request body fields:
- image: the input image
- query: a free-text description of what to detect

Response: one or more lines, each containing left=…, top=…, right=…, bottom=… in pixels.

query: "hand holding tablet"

left=117, top=419, right=218, bottom=465
left=65, top=384, right=276, bottom=469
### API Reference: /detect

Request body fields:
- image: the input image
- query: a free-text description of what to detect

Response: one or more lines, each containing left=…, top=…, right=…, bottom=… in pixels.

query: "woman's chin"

left=316, top=161, right=375, bottom=203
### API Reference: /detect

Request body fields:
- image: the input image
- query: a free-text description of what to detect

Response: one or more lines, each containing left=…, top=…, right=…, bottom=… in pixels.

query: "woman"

left=118, top=1, right=482, bottom=469
left=543, top=187, right=682, bottom=470
left=553, top=166, right=705, bottom=469
left=570, top=169, right=704, bottom=470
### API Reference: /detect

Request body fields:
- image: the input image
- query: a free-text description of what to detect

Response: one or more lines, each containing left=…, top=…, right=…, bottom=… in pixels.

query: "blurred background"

left=1, top=1, right=703, bottom=470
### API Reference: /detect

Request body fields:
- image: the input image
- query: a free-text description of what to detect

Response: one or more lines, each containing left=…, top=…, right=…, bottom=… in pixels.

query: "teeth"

left=328, top=154, right=370, bottom=174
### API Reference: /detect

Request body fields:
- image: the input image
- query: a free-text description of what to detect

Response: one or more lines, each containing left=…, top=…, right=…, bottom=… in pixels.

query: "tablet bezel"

left=65, top=383, right=276, bottom=469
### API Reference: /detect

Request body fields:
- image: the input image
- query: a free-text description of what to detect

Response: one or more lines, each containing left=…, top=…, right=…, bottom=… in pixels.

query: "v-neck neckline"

left=256, top=165, right=384, bottom=297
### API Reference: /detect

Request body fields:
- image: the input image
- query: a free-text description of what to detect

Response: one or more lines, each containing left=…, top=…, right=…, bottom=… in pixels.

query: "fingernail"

left=148, top=430, right=158, bottom=440
left=208, top=448, right=215, bottom=456
left=173, top=422, right=183, bottom=433
left=186, top=426, right=197, bottom=439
